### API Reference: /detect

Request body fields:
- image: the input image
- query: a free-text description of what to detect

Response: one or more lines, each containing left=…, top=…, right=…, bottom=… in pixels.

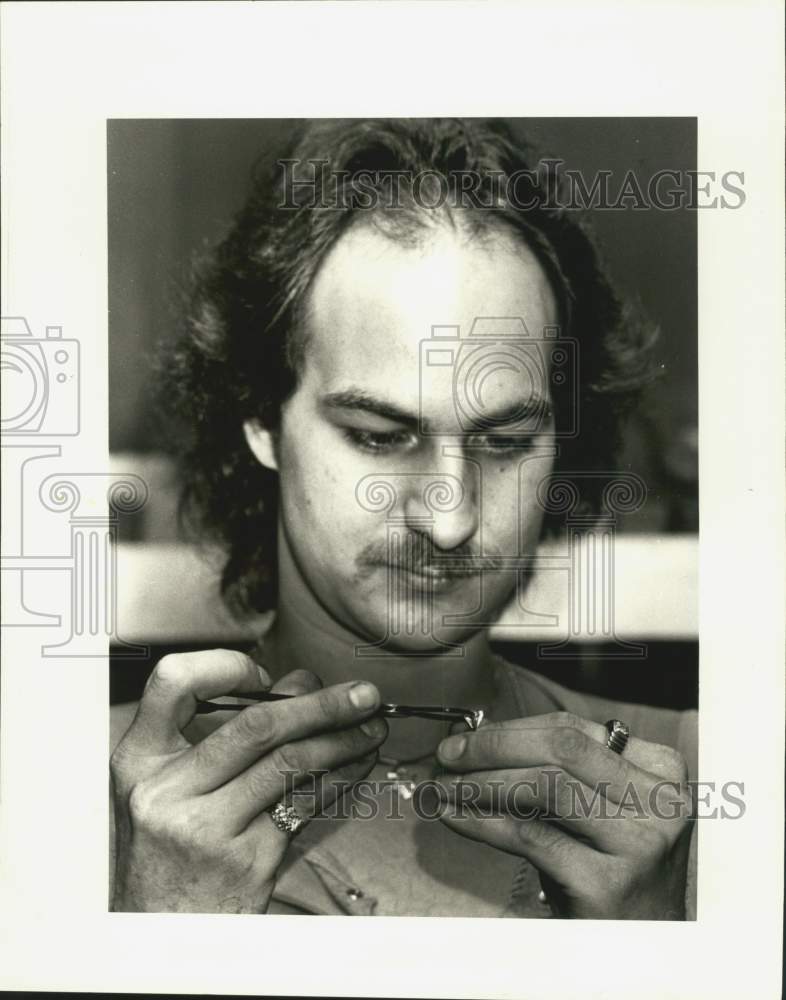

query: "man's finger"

left=437, top=713, right=689, bottom=802
left=176, top=679, right=381, bottom=793
left=182, top=668, right=324, bottom=744
left=439, top=807, right=595, bottom=885
left=128, top=649, right=272, bottom=753
left=433, top=767, right=634, bottom=853
left=212, top=715, right=388, bottom=829
left=241, top=754, right=378, bottom=843
left=270, top=669, right=323, bottom=696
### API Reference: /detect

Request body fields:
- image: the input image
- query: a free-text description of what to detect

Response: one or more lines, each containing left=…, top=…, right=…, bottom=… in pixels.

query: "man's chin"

left=337, top=577, right=514, bottom=654
left=347, top=613, right=486, bottom=656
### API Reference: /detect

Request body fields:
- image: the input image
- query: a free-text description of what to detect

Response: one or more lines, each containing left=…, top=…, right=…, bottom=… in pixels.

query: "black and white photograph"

left=1, top=3, right=783, bottom=997
left=108, top=117, right=702, bottom=919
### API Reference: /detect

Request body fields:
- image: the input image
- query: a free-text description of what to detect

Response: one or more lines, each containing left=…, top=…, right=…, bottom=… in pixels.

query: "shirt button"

left=347, top=889, right=364, bottom=902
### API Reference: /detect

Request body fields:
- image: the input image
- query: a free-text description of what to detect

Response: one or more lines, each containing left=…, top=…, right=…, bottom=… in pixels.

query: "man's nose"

left=403, top=452, right=479, bottom=551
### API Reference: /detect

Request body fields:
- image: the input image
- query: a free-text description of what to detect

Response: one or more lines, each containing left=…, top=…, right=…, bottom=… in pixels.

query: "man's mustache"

left=356, top=533, right=506, bottom=579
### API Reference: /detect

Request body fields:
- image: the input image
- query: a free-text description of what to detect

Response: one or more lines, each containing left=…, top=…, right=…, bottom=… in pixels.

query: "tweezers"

left=195, top=691, right=485, bottom=731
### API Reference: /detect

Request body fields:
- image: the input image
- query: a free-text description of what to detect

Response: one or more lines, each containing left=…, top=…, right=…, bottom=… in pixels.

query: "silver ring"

left=605, top=719, right=630, bottom=755
left=270, top=802, right=305, bottom=836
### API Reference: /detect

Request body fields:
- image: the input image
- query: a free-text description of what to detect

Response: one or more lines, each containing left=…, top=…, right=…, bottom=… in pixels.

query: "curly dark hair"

left=162, top=118, right=659, bottom=618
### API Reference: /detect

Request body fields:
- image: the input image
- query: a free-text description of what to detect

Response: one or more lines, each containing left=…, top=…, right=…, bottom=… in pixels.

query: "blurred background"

left=108, top=118, right=698, bottom=708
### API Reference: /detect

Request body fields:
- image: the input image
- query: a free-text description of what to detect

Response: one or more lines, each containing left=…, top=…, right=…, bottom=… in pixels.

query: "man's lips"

left=386, top=562, right=479, bottom=588
left=355, top=547, right=507, bottom=586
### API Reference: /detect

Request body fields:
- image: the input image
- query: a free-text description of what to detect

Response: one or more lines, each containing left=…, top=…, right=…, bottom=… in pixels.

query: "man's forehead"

left=299, top=221, right=558, bottom=413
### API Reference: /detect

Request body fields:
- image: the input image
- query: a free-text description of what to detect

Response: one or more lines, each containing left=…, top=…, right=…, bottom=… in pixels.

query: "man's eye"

left=343, top=428, right=415, bottom=454
left=472, top=435, right=534, bottom=455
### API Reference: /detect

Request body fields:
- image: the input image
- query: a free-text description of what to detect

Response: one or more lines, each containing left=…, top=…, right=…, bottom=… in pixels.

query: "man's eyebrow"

left=322, top=389, right=552, bottom=432
left=322, top=390, right=422, bottom=428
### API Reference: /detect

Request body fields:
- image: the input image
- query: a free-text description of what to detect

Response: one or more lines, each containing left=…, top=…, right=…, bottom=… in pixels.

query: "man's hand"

left=434, top=712, right=693, bottom=920
left=110, top=649, right=386, bottom=913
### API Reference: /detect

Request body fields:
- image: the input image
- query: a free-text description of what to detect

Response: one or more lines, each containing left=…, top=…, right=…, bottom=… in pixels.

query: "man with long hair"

left=110, top=119, right=696, bottom=918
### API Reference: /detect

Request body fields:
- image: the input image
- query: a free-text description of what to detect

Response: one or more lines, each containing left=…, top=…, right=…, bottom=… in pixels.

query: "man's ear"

left=243, top=418, right=279, bottom=471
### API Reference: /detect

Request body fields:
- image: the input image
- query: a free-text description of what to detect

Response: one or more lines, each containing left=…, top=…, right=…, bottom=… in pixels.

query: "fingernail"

left=439, top=735, right=466, bottom=761
left=359, top=717, right=386, bottom=738
left=349, top=682, right=378, bottom=710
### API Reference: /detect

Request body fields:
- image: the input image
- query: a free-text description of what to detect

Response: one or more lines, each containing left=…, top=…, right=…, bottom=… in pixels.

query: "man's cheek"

left=481, top=485, right=524, bottom=551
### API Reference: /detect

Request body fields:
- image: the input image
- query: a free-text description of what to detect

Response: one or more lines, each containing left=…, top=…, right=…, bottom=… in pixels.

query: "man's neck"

left=261, top=525, right=498, bottom=761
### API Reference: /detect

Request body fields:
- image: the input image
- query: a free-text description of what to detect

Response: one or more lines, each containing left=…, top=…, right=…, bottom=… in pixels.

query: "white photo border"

left=1, top=2, right=784, bottom=997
